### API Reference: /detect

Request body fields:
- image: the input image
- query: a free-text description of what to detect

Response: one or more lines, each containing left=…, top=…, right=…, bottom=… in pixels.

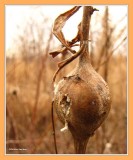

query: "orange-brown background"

left=0, top=0, right=132, bottom=160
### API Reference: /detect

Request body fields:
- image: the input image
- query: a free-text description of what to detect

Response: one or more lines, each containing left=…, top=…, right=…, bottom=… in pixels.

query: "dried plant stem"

left=51, top=100, right=58, bottom=154
left=95, top=36, right=127, bottom=71
left=80, top=7, right=98, bottom=59
left=28, top=31, right=53, bottom=154
left=31, top=32, right=53, bottom=126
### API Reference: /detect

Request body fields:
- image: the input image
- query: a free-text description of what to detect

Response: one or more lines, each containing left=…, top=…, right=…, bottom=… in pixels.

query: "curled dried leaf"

left=70, top=23, right=81, bottom=44
left=50, top=22, right=81, bottom=58
left=53, top=6, right=81, bottom=53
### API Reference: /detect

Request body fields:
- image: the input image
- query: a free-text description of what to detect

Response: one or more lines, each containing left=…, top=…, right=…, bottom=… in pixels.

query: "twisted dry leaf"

left=53, top=6, right=81, bottom=53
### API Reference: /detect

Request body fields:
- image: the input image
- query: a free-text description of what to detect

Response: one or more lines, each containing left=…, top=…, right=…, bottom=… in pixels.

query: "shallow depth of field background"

left=6, top=5, right=127, bottom=154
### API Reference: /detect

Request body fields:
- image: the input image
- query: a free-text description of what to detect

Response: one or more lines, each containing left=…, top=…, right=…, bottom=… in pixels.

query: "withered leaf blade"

left=49, top=47, right=67, bottom=58
left=70, top=23, right=81, bottom=44
left=53, top=6, right=81, bottom=53
left=49, top=51, right=62, bottom=58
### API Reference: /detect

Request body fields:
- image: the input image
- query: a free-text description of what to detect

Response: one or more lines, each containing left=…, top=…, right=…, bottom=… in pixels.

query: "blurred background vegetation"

left=6, top=5, right=127, bottom=154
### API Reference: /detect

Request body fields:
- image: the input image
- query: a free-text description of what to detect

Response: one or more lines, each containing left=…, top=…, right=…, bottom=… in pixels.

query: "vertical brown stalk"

left=104, top=6, right=109, bottom=82
left=28, top=31, right=53, bottom=154
left=79, top=6, right=98, bottom=63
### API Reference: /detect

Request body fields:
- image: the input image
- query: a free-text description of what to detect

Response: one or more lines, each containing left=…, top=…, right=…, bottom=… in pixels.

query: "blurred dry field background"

left=6, top=6, right=127, bottom=154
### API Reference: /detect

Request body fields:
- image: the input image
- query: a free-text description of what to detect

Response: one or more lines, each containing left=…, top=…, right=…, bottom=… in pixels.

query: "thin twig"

left=51, top=100, right=58, bottom=154
left=95, top=37, right=127, bottom=71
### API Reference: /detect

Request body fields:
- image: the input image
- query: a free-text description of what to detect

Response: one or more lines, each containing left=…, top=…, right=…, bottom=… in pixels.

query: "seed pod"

left=52, top=6, right=111, bottom=154
left=54, top=53, right=111, bottom=153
